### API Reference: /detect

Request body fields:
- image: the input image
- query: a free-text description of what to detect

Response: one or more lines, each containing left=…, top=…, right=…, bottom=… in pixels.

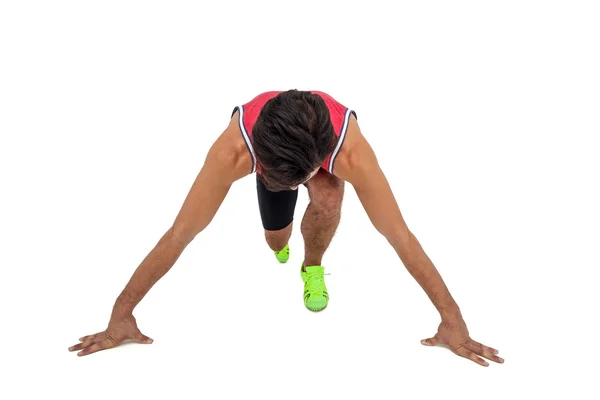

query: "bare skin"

left=69, top=112, right=504, bottom=366
left=301, top=169, right=344, bottom=267
left=266, top=169, right=343, bottom=268
left=265, top=222, right=292, bottom=252
left=69, top=113, right=250, bottom=356
left=334, top=116, right=503, bottom=366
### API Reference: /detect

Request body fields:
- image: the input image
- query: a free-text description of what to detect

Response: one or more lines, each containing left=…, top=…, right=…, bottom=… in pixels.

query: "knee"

left=265, top=222, right=292, bottom=242
left=309, top=181, right=344, bottom=211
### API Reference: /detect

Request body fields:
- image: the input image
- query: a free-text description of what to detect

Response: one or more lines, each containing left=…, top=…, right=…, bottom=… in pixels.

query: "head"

left=252, top=90, right=336, bottom=191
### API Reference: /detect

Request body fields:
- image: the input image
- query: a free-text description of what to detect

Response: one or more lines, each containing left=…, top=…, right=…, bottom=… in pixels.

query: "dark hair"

left=252, top=90, right=336, bottom=191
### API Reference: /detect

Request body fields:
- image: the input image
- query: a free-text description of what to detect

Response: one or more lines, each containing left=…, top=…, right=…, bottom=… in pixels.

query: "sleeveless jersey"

left=231, top=91, right=356, bottom=175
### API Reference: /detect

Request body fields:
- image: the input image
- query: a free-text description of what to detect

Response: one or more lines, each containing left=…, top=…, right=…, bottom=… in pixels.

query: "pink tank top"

left=232, top=91, right=356, bottom=175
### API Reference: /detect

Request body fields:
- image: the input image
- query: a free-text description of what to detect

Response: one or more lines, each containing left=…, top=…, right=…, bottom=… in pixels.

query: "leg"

left=265, top=222, right=292, bottom=252
left=256, top=175, right=298, bottom=259
left=299, top=170, right=344, bottom=311
left=302, top=169, right=344, bottom=267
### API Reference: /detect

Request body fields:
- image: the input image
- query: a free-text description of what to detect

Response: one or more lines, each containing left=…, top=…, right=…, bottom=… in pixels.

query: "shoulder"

left=207, top=110, right=253, bottom=181
left=331, top=114, right=379, bottom=183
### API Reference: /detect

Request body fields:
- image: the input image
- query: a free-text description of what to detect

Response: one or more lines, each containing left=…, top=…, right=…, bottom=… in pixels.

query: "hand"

left=68, top=313, right=153, bottom=357
left=421, top=317, right=504, bottom=367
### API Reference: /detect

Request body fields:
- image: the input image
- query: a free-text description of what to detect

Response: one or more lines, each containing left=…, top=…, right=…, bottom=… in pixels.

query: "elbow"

left=168, top=224, right=196, bottom=248
left=384, top=226, right=413, bottom=254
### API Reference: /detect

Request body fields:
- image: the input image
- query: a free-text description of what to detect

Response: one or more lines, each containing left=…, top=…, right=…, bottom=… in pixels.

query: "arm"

left=113, top=124, right=248, bottom=316
left=69, top=114, right=250, bottom=356
left=336, top=117, right=503, bottom=366
left=112, top=146, right=244, bottom=314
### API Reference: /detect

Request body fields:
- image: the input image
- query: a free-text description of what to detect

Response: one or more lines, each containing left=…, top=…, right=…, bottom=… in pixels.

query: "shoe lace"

left=305, top=269, right=330, bottom=293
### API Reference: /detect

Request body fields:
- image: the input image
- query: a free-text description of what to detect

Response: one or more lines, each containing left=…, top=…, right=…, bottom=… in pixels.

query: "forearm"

left=112, top=227, right=187, bottom=317
left=390, top=231, right=462, bottom=320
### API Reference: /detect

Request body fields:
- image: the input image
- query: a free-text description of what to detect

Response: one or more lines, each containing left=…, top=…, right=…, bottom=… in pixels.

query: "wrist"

left=439, top=303, right=463, bottom=322
left=112, top=293, right=136, bottom=318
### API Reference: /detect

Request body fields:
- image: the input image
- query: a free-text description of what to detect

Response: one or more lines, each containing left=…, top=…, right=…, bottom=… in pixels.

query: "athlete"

left=69, top=90, right=504, bottom=366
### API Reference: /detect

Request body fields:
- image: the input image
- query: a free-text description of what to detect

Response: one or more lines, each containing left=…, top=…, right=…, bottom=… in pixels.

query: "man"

left=69, top=90, right=504, bottom=366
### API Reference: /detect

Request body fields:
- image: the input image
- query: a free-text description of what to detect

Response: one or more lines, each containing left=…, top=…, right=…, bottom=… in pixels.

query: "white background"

left=1, top=1, right=599, bottom=399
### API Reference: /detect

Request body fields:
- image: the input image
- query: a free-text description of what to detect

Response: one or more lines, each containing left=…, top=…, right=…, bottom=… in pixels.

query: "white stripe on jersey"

left=237, top=105, right=257, bottom=173
left=328, top=108, right=352, bottom=173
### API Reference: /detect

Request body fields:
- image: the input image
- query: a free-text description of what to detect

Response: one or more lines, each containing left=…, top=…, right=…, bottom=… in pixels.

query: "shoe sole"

left=306, top=304, right=328, bottom=312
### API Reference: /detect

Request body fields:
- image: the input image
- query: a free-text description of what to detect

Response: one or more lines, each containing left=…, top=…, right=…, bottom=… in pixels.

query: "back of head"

left=253, top=90, right=336, bottom=191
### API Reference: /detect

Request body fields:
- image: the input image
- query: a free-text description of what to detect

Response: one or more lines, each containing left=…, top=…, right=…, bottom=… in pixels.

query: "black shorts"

left=256, top=175, right=299, bottom=231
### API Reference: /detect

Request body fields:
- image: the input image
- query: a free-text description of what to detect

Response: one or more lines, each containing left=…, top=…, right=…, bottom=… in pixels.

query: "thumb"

left=421, top=337, right=439, bottom=346
left=135, top=333, right=154, bottom=344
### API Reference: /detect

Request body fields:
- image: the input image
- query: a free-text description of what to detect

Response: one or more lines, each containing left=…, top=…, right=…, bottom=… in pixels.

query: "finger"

left=466, top=341, right=504, bottom=364
left=134, top=333, right=154, bottom=344
left=79, top=332, right=105, bottom=342
left=69, top=336, right=101, bottom=352
left=421, top=337, right=439, bottom=346
left=455, top=346, right=489, bottom=367
left=77, top=338, right=114, bottom=357
left=471, top=339, right=499, bottom=355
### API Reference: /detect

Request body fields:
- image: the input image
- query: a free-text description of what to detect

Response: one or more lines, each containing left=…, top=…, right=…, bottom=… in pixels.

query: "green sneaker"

left=301, top=265, right=329, bottom=312
left=274, top=244, right=290, bottom=263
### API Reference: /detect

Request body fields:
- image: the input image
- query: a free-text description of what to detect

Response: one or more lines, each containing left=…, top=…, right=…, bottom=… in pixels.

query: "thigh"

left=256, top=175, right=299, bottom=231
